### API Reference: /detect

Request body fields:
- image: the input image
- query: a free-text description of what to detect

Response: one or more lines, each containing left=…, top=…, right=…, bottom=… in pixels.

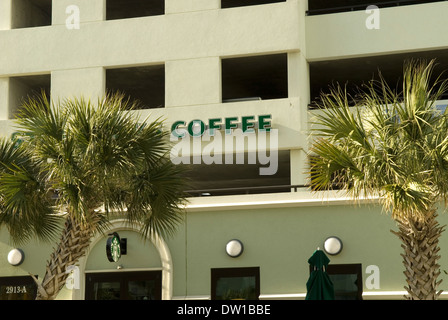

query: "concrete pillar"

left=51, top=67, right=105, bottom=102
left=287, top=50, right=309, bottom=189
left=290, top=148, right=308, bottom=187
left=0, top=78, right=9, bottom=120
left=288, top=51, right=310, bottom=105
left=0, top=0, right=12, bottom=30
left=165, top=57, right=221, bottom=107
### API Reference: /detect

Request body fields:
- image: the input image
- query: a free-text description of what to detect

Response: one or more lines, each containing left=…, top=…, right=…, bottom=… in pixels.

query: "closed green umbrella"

left=305, top=249, right=335, bottom=300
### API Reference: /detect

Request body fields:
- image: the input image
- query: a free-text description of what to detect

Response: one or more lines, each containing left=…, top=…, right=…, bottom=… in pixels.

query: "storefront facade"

left=4, top=193, right=448, bottom=300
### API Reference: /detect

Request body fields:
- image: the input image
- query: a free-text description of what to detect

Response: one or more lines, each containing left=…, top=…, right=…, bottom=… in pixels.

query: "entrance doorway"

left=85, top=271, right=162, bottom=300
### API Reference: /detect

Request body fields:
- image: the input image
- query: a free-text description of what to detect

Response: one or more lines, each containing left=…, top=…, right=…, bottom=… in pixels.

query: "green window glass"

left=327, top=264, right=363, bottom=300
left=211, top=267, right=260, bottom=300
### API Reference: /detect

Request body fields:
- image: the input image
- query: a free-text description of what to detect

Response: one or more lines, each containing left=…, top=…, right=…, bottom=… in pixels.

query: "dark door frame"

left=85, top=270, right=162, bottom=300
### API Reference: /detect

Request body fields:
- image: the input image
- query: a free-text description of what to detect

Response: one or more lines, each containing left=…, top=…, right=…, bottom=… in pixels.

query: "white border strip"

left=260, top=291, right=448, bottom=300
left=185, top=190, right=380, bottom=212
left=174, top=290, right=448, bottom=300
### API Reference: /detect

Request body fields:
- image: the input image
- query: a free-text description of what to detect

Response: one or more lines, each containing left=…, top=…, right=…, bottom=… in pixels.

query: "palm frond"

left=0, top=160, right=62, bottom=245
left=125, top=158, right=189, bottom=240
left=309, top=59, right=448, bottom=221
left=1, top=90, right=190, bottom=245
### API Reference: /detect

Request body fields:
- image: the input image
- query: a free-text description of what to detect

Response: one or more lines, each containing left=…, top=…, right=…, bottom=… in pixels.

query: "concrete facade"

left=1, top=0, right=448, bottom=300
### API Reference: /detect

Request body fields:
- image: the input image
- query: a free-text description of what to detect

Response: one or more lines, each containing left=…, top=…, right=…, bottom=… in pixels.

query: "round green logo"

left=106, top=233, right=122, bottom=262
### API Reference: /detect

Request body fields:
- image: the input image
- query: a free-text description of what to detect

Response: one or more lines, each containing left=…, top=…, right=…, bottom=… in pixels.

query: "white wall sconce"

left=7, top=248, right=25, bottom=266
left=226, top=239, right=244, bottom=258
left=323, top=236, right=343, bottom=255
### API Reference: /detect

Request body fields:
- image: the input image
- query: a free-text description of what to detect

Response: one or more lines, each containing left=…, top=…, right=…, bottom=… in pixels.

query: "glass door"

left=85, top=271, right=162, bottom=300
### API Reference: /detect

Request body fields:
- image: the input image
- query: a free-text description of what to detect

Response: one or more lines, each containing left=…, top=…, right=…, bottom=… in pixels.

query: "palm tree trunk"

left=31, top=215, right=96, bottom=300
left=391, top=210, right=445, bottom=300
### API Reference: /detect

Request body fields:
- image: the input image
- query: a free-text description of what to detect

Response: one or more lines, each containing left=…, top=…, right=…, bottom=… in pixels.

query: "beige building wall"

left=0, top=0, right=309, bottom=185
left=2, top=1, right=448, bottom=186
left=306, top=2, right=448, bottom=61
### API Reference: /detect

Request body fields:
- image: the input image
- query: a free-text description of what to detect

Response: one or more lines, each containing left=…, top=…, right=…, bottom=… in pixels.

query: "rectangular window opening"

left=106, top=0, right=165, bottom=20
left=183, top=150, right=291, bottom=197
left=309, top=264, right=363, bottom=300
left=85, top=271, right=162, bottom=300
left=328, top=264, right=363, bottom=300
left=309, top=49, right=448, bottom=109
left=222, top=53, right=288, bottom=103
left=211, top=267, right=260, bottom=300
left=9, top=74, right=51, bottom=119
left=11, top=0, right=52, bottom=29
left=221, top=0, right=286, bottom=9
left=106, top=65, right=165, bottom=110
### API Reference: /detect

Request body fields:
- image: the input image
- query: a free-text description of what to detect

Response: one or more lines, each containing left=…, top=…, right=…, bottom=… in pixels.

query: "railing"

left=306, top=0, right=447, bottom=16
left=309, top=99, right=448, bottom=110
left=185, top=184, right=309, bottom=197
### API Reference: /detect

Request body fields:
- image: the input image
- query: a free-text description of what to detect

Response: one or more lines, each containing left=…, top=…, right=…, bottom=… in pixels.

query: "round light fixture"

left=323, top=236, right=343, bottom=255
left=7, top=248, right=24, bottom=266
left=226, top=239, right=244, bottom=258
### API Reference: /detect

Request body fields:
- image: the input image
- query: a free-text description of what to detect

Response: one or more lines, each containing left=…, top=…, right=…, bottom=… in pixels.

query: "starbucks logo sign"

left=106, top=232, right=122, bottom=262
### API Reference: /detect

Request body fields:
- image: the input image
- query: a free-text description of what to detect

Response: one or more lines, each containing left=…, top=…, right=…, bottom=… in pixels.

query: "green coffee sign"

left=171, top=114, right=272, bottom=138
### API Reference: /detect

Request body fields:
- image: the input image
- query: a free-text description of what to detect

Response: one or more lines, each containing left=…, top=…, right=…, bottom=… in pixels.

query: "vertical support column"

left=165, top=0, right=220, bottom=14
left=288, top=51, right=301, bottom=99
left=0, top=0, right=12, bottom=30
left=288, top=51, right=309, bottom=104
left=290, top=149, right=308, bottom=188
left=52, top=0, right=106, bottom=104
left=51, top=67, right=105, bottom=102
left=0, top=78, right=9, bottom=120
left=287, top=51, right=310, bottom=189
left=165, top=57, right=221, bottom=108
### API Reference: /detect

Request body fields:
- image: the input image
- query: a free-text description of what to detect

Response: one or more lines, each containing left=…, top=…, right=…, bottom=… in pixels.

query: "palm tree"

left=309, top=60, right=448, bottom=300
left=0, top=93, right=188, bottom=300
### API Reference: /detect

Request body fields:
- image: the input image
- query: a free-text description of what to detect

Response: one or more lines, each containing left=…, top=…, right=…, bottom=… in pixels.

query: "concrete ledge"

left=186, top=190, right=380, bottom=212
